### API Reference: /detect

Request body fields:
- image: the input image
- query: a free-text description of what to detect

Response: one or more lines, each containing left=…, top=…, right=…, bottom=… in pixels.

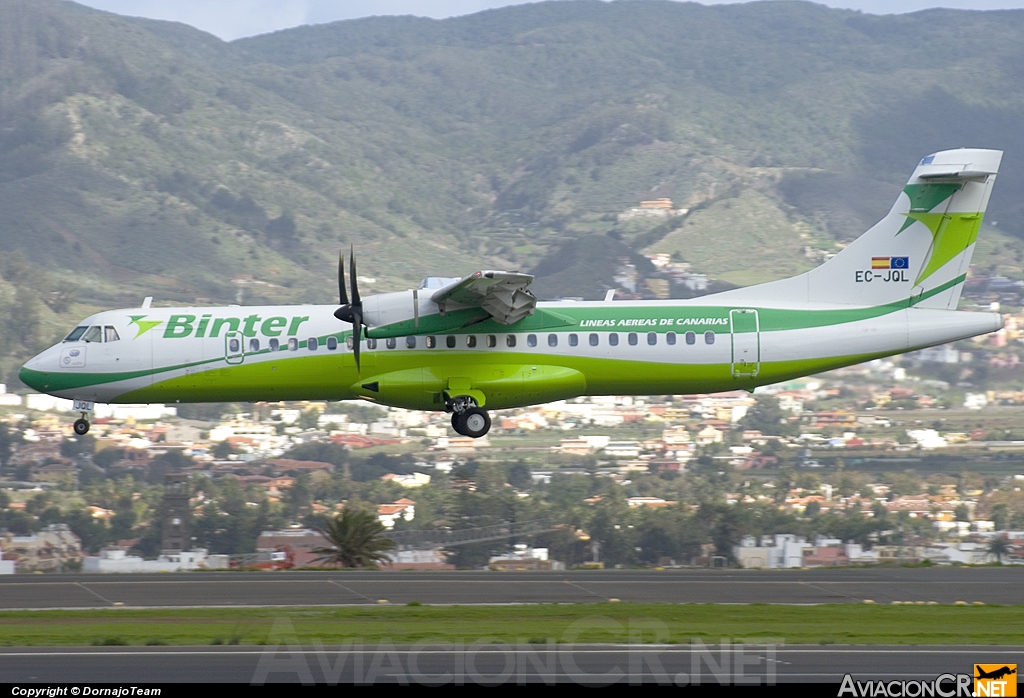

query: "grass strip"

left=0, top=604, right=1022, bottom=647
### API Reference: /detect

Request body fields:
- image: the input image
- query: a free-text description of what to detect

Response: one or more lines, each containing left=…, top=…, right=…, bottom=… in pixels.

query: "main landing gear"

left=448, top=396, right=491, bottom=438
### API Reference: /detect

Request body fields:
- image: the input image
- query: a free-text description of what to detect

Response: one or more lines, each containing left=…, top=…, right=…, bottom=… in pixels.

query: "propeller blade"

left=334, top=246, right=365, bottom=374
left=349, top=246, right=361, bottom=307
left=338, top=251, right=349, bottom=307
left=352, top=308, right=362, bottom=375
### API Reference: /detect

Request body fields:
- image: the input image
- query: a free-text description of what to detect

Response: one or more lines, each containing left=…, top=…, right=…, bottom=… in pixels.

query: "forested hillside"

left=2, top=0, right=1024, bottom=382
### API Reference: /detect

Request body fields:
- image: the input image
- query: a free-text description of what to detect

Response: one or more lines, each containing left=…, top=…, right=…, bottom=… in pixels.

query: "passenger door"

left=730, top=309, right=760, bottom=378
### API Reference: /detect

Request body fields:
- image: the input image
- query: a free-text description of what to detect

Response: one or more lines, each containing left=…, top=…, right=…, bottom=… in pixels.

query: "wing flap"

left=431, top=271, right=536, bottom=325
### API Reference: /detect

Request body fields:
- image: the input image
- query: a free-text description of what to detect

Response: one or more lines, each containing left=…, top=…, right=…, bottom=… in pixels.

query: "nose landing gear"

left=447, top=395, right=491, bottom=438
left=71, top=400, right=94, bottom=436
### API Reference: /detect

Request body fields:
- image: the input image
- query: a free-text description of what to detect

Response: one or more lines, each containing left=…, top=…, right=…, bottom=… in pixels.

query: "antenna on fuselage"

left=604, top=290, right=616, bottom=302
left=141, top=297, right=153, bottom=309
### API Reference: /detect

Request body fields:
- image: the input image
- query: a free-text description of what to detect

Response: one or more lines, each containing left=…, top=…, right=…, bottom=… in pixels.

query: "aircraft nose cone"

left=19, top=350, right=51, bottom=391
left=19, top=363, right=42, bottom=391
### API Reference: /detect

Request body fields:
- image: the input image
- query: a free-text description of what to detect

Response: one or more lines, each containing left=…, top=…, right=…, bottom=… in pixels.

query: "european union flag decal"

left=891, top=257, right=909, bottom=269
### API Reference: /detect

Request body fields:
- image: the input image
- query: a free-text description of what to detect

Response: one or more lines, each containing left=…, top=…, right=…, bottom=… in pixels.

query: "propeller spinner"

left=334, top=247, right=366, bottom=373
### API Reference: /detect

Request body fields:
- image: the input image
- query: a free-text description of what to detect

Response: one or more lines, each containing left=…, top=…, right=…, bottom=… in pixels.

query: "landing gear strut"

left=448, top=396, right=491, bottom=438
left=73, top=418, right=90, bottom=436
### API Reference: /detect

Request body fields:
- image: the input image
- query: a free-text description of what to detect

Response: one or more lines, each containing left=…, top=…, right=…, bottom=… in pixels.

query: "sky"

left=76, top=0, right=1024, bottom=41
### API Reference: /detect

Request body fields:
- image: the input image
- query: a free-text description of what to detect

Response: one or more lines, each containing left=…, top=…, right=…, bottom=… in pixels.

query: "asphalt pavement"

left=1, top=644, right=1020, bottom=684
left=1, top=567, right=1022, bottom=609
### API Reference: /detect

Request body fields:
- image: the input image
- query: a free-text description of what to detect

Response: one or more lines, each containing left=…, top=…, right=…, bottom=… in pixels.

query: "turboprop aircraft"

left=20, top=148, right=1005, bottom=438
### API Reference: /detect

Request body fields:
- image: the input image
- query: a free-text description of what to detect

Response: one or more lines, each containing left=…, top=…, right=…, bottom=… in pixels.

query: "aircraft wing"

left=430, top=271, right=537, bottom=325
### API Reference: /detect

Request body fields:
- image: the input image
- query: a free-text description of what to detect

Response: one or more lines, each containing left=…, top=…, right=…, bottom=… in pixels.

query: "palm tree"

left=312, top=509, right=395, bottom=568
left=988, top=535, right=1011, bottom=564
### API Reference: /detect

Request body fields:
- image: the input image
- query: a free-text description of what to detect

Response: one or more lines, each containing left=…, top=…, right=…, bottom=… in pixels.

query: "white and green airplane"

left=20, top=148, right=1004, bottom=438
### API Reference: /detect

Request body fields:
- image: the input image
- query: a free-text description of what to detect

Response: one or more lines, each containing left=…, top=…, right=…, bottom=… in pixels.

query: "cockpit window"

left=104, top=326, right=120, bottom=342
left=64, top=326, right=88, bottom=342
left=82, top=326, right=103, bottom=343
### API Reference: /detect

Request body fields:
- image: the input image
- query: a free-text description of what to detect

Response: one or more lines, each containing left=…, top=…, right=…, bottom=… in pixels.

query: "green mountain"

left=3, top=0, right=1024, bottom=382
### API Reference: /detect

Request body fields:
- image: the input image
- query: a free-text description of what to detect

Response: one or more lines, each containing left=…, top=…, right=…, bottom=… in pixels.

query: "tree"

left=506, top=460, right=532, bottom=490
left=6, top=287, right=43, bottom=352
left=988, top=535, right=1011, bottom=564
left=265, top=211, right=297, bottom=241
left=990, top=503, right=1008, bottom=531
left=312, top=509, right=395, bottom=568
left=0, top=423, right=15, bottom=472
left=739, top=395, right=794, bottom=436
left=212, top=441, right=237, bottom=459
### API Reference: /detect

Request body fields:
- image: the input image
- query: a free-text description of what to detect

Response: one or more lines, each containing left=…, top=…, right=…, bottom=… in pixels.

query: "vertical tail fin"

left=715, top=148, right=1002, bottom=308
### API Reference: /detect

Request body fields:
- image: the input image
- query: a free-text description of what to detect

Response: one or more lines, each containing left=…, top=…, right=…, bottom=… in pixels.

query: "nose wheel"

left=73, top=418, right=90, bottom=436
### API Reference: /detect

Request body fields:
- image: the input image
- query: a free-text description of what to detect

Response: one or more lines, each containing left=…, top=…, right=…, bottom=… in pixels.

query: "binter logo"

left=162, top=313, right=311, bottom=339
left=129, top=314, right=314, bottom=340
left=128, top=315, right=162, bottom=339
left=975, top=664, right=1017, bottom=697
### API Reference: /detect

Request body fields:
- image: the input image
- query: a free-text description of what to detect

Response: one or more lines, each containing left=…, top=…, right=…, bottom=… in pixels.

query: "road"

left=1, top=568, right=1022, bottom=609
left=1, top=645, right=1020, bottom=684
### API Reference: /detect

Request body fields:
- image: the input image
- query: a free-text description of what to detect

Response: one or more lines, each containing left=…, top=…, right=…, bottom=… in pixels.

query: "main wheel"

left=451, top=412, right=464, bottom=435
left=73, top=419, right=90, bottom=436
left=457, top=408, right=491, bottom=438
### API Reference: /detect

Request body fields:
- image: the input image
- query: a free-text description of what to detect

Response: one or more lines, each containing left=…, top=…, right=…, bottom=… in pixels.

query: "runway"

left=2, top=645, right=1021, bottom=684
left=1, top=568, right=1022, bottom=609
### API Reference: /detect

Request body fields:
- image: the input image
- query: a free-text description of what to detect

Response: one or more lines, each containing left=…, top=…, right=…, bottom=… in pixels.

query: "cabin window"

left=104, top=326, right=120, bottom=342
left=367, top=338, right=377, bottom=350
left=228, top=338, right=241, bottom=353
left=527, top=334, right=537, bottom=347
left=406, top=336, right=417, bottom=349
left=466, top=335, right=477, bottom=348
left=628, top=332, right=638, bottom=346
left=426, top=336, right=436, bottom=349
left=666, top=331, right=676, bottom=346
left=386, top=337, right=397, bottom=349
left=64, top=326, right=88, bottom=342
left=685, top=331, right=696, bottom=345
left=249, top=338, right=260, bottom=352
left=548, top=334, right=558, bottom=347
left=506, top=334, right=516, bottom=348
left=327, top=337, right=338, bottom=351
left=589, top=333, right=599, bottom=346
left=486, top=335, right=496, bottom=348
left=447, top=335, right=457, bottom=348
left=269, top=338, right=280, bottom=351
left=82, top=326, right=103, bottom=343
left=288, top=338, right=299, bottom=351
left=609, top=333, right=619, bottom=346
left=705, top=331, right=715, bottom=345
left=568, top=333, right=578, bottom=347
left=648, top=332, right=657, bottom=346
left=307, top=337, right=318, bottom=351
left=346, top=336, right=354, bottom=350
